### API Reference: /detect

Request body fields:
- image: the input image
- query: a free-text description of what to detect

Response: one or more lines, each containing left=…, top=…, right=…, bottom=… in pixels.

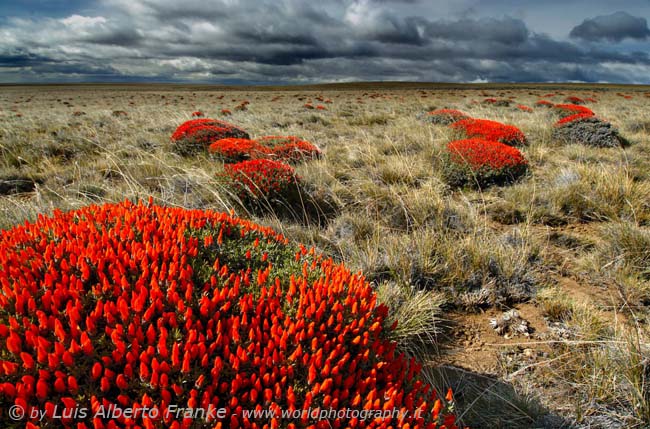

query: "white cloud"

left=61, top=15, right=108, bottom=28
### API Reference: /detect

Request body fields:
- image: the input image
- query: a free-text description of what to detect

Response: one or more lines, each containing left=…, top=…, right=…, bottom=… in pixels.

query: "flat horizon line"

left=1, top=81, right=649, bottom=91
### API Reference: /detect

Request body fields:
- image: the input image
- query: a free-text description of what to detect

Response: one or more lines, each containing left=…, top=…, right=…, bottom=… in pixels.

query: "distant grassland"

left=3, top=81, right=650, bottom=92
left=1, top=83, right=649, bottom=428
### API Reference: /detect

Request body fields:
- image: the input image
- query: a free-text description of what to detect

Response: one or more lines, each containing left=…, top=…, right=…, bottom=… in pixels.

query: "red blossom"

left=171, top=118, right=250, bottom=155
left=423, top=109, right=469, bottom=124
left=535, top=100, right=554, bottom=108
left=223, top=159, right=299, bottom=199
left=255, top=136, right=321, bottom=163
left=555, top=113, right=597, bottom=126
left=447, top=138, right=528, bottom=171
left=553, top=104, right=595, bottom=118
left=451, top=118, right=528, bottom=146
left=0, top=200, right=460, bottom=428
left=208, top=138, right=270, bottom=162
left=563, top=96, right=585, bottom=104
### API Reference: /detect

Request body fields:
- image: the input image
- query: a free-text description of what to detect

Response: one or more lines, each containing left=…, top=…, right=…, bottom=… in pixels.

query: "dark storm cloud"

left=366, top=0, right=421, bottom=3
left=80, top=28, right=143, bottom=46
left=0, top=50, right=52, bottom=67
left=570, top=11, right=650, bottom=42
left=1, top=0, right=649, bottom=83
left=424, top=17, right=529, bottom=44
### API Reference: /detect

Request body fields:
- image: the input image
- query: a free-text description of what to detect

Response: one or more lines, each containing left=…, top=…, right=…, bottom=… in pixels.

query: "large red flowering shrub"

left=208, top=138, right=269, bottom=163
left=482, top=98, right=511, bottom=107
left=220, top=159, right=309, bottom=221
left=563, top=96, right=585, bottom=105
left=223, top=159, right=299, bottom=199
left=555, top=113, right=595, bottom=126
left=534, top=100, right=554, bottom=108
left=0, top=201, right=459, bottom=428
left=171, top=119, right=250, bottom=156
left=255, top=136, right=321, bottom=163
left=444, top=139, right=528, bottom=188
left=552, top=115, right=629, bottom=148
left=421, top=109, right=469, bottom=125
left=450, top=119, right=528, bottom=146
left=553, top=104, right=594, bottom=119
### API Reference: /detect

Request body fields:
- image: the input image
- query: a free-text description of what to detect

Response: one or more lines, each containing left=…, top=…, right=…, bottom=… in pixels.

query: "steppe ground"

left=1, top=83, right=649, bottom=428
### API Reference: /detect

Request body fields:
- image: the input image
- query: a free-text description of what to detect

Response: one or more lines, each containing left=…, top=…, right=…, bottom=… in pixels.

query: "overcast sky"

left=1, top=0, right=649, bottom=84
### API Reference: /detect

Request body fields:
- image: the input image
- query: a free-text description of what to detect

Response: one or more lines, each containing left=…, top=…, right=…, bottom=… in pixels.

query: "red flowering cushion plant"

left=450, top=118, right=528, bottom=146
left=563, top=96, right=585, bottom=105
left=221, top=159, right=308, bottom=220
left=553, top=104, right=594, bottom=119
left=171, top=118, right=250, bottom=156
left=482, top=98, right=511, bottom=107
left=421, top=109, right=469, bottom=125
left=255, top=136, right=321, bottom=163
left=552, top=114, right=629, bottom=148
left=208, top=138, right=270, bottom=163
left=534, top=100, right=554, bottom=108
left=444, top=138, right=529, bottom=188
left=0, top=200, right=459, bottom=428
left=555, top=113, right=596, bottom=126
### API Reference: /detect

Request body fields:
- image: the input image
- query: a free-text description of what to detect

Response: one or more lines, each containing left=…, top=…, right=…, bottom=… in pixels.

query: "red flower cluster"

left=553, top=104, right=595, bottom=118
left=555, top=113, right=596, bottom=126
left=447, top=139, right=528, bottom=171
left=481, top=98, right=511, bottom=107
left=171, top=119, right=250, bottom=155
left=422, top=109, right=469, bottom=125
left=223, top=159, right=300, bottom=199
left=208, top=138, right=269, bottom=162
left=451, top=118, right=528, bottom=146
left=563, top=96, right=585, bottom=104
left=235, top=101, right=249, bottom=112
left=535, top=100, right=554, bottom=108
left=208, top=137, right=321, bottom=164
left=220, top=109, right=232, bottom=116
left=255, top=136, right=321, bottom=163
left=0, top=201, right=459, bottom=429
left=517, top=104, right=533, bottom=112
left=444, top=139, right=528, bottom=188
left=171, top=119, right=249, bottom=142
left=191, top=111, right=204, bottom=117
